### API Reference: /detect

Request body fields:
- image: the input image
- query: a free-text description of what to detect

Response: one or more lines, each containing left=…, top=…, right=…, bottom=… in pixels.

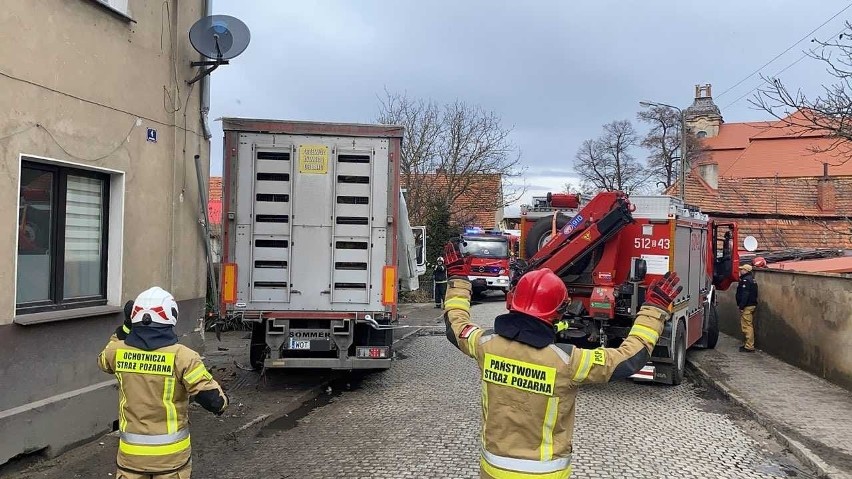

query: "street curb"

left=223, top=325, right=427, bottom=439
left=686, top=358, right=844, bottom=479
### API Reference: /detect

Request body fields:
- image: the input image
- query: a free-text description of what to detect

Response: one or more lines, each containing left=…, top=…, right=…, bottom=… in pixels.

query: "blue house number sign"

left=146, top=128, right=158, bottom=143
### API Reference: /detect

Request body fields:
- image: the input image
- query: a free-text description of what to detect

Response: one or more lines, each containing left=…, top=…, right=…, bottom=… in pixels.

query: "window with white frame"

left=16, top=159, right=110, bottom=313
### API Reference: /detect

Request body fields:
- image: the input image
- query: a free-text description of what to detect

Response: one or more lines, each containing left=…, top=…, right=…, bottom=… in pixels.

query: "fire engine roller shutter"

left=331, top=152, right=374, bottom=303
left=250, top=148, right=293, bottom=302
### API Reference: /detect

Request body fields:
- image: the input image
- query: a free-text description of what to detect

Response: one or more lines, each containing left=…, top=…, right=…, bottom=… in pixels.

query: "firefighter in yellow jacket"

left=444, top=268, right=681, bottom=478
left=98, top=287, right=229, bottom=479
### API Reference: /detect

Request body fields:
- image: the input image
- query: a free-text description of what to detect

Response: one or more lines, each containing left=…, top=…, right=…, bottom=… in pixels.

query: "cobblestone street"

left=200, top=299, right=813, bottom=479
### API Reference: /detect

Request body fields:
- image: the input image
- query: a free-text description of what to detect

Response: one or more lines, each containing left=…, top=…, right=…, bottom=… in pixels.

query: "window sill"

left=85, top=0, right=136, bottom=23
left=14, top=305, right=123, bottom=326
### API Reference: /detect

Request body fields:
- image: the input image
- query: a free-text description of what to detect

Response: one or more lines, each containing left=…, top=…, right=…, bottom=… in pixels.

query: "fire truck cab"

left=446, top=227, right=511, bottom=297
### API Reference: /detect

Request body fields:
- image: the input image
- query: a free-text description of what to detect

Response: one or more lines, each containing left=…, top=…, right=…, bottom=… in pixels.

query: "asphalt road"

left=4, top=296, right=815, bottom=479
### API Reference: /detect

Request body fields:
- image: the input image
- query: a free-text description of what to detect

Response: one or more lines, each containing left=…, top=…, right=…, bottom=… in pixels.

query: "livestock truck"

left=217, top=118, right=423, bottom=371
left=509, top=191, right=743, bottom=385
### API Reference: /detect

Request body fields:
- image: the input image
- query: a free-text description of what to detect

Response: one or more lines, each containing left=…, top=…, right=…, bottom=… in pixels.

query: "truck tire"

left=702, top=304, right=720, bottom=350
left=249, top=321, right=267, bottom=371
left=525, top=214, right=569, bottom=258
left=671, top=321, right=686, bottom=385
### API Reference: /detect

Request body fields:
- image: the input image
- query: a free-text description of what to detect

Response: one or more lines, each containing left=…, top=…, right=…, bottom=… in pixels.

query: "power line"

left=715, top=1, right=852, bottom=101
left=720, top=24, right=848, bottom=113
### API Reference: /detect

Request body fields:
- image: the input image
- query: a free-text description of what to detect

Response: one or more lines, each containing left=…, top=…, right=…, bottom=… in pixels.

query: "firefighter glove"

left=643, top=271, right=682, bottom=312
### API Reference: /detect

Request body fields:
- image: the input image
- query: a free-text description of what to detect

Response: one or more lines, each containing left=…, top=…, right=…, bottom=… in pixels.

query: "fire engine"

left=506, top=191, right=742, bottom=385
left=444, top=227, right=512, bottom=297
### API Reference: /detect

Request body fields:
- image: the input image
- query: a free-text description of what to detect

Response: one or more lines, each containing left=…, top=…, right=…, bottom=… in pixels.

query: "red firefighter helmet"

left=510, top=268, right=568, bottom=325
left=753, top=257, right=767, bottom=268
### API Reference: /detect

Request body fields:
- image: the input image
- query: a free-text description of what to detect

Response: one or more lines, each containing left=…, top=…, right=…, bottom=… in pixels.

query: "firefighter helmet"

left=510, top=268, right=568, bottom=324
left=753, top=257, right=767, bottom=268
left=131, top=287, right=179, bottom=326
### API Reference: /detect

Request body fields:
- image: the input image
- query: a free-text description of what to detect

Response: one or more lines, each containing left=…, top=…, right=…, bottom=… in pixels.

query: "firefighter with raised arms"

left=98, top=287, right=229, bottom=479
left=443, top=267, right=682, bottom=478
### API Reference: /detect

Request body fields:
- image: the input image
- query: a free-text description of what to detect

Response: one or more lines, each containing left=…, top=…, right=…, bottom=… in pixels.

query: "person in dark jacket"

left=736, top=264, right=759, bottom=352
left=433, top=257, right=448, bottom=308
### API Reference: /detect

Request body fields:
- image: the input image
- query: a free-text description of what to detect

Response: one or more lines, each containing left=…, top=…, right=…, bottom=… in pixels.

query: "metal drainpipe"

left=200, top=0, right=212, bottom=139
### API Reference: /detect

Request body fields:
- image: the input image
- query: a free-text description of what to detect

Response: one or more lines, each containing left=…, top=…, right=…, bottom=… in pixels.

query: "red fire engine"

left=507, top=191, right=741, bottom=385
left=443, top=227, right=511, bottom=298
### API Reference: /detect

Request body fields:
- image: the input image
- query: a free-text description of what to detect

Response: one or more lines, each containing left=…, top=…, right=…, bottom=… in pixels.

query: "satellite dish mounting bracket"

left=186, top=15, right=250, bottom=85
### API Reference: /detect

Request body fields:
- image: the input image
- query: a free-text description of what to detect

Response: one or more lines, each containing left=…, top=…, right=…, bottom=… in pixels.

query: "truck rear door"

left=234, top=133, right=391, bottom=312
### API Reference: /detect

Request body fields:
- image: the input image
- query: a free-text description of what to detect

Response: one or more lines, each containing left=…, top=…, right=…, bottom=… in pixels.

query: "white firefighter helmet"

left=437, top=256, right=445, bottom=263
left=130, top=286, right=179, bottom=326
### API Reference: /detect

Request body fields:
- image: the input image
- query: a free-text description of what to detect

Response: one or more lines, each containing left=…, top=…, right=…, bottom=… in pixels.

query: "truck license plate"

left=289, top=339, right=310, bottom=350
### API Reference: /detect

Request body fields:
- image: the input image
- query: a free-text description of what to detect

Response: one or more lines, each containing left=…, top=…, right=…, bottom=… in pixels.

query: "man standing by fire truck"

left=737, top=263, right=759, bottom=353
left=443, top=267, right=681, bottom=478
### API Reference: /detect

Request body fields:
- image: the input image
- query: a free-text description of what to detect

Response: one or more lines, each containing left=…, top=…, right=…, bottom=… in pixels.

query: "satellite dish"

left=186, top=15, right=250, bottom=85
left=189, top=15, right=250, bottom=60
left=743, top=235, right=758, bottom=252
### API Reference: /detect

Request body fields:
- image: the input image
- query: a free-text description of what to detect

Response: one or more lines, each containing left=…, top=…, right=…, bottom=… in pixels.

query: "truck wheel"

left=249, top=321, right=268, bottom=371
left=525, top=214, right=569, bottom=258
left=671, top=321, right=686, bottom=385
left=705, top=304, right=720, bottom=349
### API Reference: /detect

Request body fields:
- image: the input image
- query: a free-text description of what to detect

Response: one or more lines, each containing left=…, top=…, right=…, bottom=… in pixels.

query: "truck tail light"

left=382, top=266, right=397, bottom=305
left=356, top=346, right=389, bottom=358
left=222, top=263, right=237, bottom=304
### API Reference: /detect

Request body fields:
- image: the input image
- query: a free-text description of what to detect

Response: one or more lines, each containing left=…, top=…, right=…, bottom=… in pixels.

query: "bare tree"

left=637, top=106, right=705, bottom=191
left=377, top=90, right=525, bottom=227
left=573, top=120, right=648, bottom=194
left=752, top=22, right=852, bottom=165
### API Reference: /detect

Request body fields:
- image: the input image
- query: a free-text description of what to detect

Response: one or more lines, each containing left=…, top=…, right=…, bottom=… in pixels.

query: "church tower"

left=684, top=84, right=723, bottom=138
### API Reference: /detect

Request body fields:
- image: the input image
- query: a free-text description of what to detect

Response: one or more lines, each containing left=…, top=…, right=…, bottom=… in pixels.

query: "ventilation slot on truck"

left=256, top=215, right=289, bottom=223
left=257, top=152, right=290, bottom=161
left=256, top=193, right=290, bottom=202
left=336, top=196, right=369, bottom=205
left=254, top=282, right=288, bottom=289
left=334, top=283, right=367, bottom=290
left=255, top=239, right=288, bottom=248
left=336, top=241, right=368, bottom=250
left=337, top=175, right=370, bottom=184
left=336, top=217, right=369, bottom=225
left=256, top=173, right=290, bottom=182
left=338, top=154, right=371, bottom=164
left=335, top=262, right=368, bottom=270
left=255, top=260, right=287, bottom=269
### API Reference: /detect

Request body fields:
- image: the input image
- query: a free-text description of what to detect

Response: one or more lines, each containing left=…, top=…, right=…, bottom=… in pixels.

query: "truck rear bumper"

left=264, top=358, right=392, bottom=370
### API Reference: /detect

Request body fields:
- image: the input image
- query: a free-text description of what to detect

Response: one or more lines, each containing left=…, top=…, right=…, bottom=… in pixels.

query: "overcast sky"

left=209, top=0, right=852, bottom=214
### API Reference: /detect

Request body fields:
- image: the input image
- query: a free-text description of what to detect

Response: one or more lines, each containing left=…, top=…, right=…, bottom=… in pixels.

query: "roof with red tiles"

left=402, top=172, right=503, bottom=228
left=672, top=174, right=852, bottom=217
left=709, top=215, right=852, bottom=251
left=695, top=111, right=852, bottom=178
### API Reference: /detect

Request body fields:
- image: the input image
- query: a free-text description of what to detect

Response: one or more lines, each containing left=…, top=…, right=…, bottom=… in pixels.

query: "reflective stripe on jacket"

left=98, top=335, right=227, bottom=473
left=443, top=277, right=668, bottom=478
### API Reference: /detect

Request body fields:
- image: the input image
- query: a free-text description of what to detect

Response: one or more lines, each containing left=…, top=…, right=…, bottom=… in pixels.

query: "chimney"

left=698, top=163, right=718, bottom=189
left=817, top=163, right=836, bottom=212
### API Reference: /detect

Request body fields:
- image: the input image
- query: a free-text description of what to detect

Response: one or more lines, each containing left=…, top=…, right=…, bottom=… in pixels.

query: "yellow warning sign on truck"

left=299, top=145, right=329, bottom=174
